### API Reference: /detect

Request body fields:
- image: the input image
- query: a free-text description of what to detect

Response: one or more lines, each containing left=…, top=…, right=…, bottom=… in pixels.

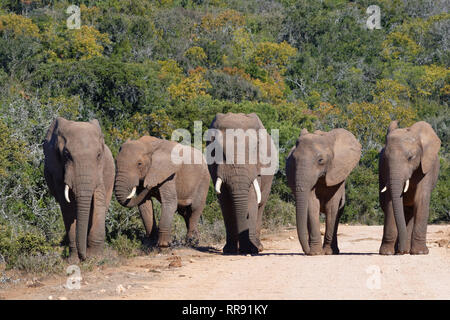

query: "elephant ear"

left=143, top=140, right=182, bottom=189
left=43, top=117, right=69, bottom=172
left=385, top=120, right=399, bottom=144
left=410, top=121, right=441, bottom=174
left=89, top=118, right=105, bottom=145
left=248, top=113, right=279, bottom=176
left=387, top=120, right=398, bottom=134
left=326, top=129, right=362, bottom=186
left=43, top=117, right=70, bottom=200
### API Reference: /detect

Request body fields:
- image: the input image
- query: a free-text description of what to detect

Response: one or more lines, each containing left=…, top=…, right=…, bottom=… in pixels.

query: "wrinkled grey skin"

left=379, top=121, right=441, bottom=255
left=207, top=113, right=276, bottom=254
left=43, top=117, right=115, bottom=262
left=286, top=128, right=361, bottom=255
left=114, top=136, right=210, bottom=247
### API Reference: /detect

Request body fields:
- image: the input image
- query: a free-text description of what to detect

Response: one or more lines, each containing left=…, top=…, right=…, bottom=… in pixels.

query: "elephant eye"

left=137, top=161, right=143, bottom=167
left=318, top=158, right=325, bottom=165
left=63, top=149, right=71, bottom=161
left=408, top=155, right=415, bottom=161
left=97, top=152, right=101, bottom=160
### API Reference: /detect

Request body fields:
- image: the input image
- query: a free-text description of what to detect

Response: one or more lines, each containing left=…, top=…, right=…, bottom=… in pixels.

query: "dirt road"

left=1, top=225, right=449, bottom=300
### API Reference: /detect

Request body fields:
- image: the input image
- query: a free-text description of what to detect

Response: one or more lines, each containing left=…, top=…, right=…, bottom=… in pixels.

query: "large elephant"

left=286, top=128, right=361, bottom=255
left=43, top=117, right=115, bottom=262
left=379, top=121, right=441, bottom=255
left=207, top=112, right=277, bottom=254
left=114, top=136, right=210, bottom=247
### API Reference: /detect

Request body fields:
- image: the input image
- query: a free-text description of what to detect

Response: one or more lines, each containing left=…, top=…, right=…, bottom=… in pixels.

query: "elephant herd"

left=42, top=113, right=441, bottom=262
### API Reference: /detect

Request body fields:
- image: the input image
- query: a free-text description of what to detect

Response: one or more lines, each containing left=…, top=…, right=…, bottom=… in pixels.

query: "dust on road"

left=1, top=225, right=449, bottom=300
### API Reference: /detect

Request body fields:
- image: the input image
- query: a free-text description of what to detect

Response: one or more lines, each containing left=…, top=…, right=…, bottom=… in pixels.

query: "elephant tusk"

left=404, top=179, right=409, bottom=193
left=126, top=187, right=137, bottom=199
left=215, top=178, right=223, bottom=194
left=381, top=186, right=387, bottom=193
left=64, top=184, right=70, bottom=203
left=253, top=179, right=262, bottom=204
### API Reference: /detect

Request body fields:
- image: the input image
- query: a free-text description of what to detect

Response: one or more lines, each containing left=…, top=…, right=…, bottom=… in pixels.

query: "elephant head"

left=43, top=117, right=107, bottom=260
left=381, top=121, right=441, bottom=253
left=207, top=112, right=276, bottom=251
left=287, top=128, right=361, bottom=254
left=114, top=136, right=181, bottom=208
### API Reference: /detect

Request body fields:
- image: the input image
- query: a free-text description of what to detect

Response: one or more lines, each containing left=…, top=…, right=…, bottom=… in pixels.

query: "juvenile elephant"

left=207, top=112, right=278, bottom=254
left=379, top=121, right=441, bottom=255
left=43, top=117, right=115, bottom=262
left=286, top=128, right=361, bottom=255
left=114, top=136, right=210, bottom=247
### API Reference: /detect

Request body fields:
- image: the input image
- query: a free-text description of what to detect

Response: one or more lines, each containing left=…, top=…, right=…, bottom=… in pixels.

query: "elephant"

left=43, top=117, right=115, bottom=262
left=114, top=136, right=210, bottom=247
left=207, top=112, right=278, bottom=254
left=286, top=128, right=361, bottom=255
left=379, top=121, right=441, bottom=255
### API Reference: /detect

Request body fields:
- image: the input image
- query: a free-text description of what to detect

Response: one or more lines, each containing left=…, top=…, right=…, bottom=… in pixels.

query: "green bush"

left=0, top=224, right=62, bottom=271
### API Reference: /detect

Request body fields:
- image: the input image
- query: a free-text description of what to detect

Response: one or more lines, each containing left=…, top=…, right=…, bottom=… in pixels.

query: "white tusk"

left=253, top=179, right=262, bottom=204
left=126, top=187, right=137, bottom=199
left=381, top=186, right=387, bottom=193
left=64, top=185, right=70, bottom=203
left=404, top=179, right=409, bottom=193
left=215, top=178, right=223, bottom=194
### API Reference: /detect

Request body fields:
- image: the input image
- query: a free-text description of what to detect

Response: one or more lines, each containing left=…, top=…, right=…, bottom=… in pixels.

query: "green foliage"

left=0, top=224, right=62, bottom=271
left=109, top=234, right=141, bottom=258
left=263, top=194, right=296, bottom=229
left=344, top=152, right=381, bottom=224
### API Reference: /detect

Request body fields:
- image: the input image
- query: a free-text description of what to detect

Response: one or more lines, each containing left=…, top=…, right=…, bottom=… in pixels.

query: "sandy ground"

left=0, top=225, right=449, bottom=300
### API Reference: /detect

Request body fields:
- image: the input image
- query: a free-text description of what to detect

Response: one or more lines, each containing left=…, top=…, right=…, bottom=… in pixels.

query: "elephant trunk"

left=74, top=172, right=94, bottom=261
left=295, top=188, right=310, bottom=255
left=389, top=165, right=408, bottom=254
left=115, top=172, right=150, bottom=208
left=230, top=185, right=258, bottom=253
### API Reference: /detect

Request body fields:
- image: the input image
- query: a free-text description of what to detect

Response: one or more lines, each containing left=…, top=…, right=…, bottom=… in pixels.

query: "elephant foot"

left=86, top=246, right=104, bottom=259
left=157, top=240, right=170, bottom=248
left=323, top=245, right=339, bottom=255
left=157, top=232, right=171, bottom=248
left=379, top=242, right=396, bottom=255
left=307, top=249, right=324, bottom=256
left=78, top=253, right=87, bottom=262
left=238, top=239, right=259, bottom=255
left=185, top=235, right=199, bottom=247
left=410, top=243, right=429, bottom=255
left=67, top=251, right=79, bottom=264
left=223, top=242, right=238, bottom=255
left=257, top=241, right=264, bottom=253
left=307, top=244, right=323, bottom=256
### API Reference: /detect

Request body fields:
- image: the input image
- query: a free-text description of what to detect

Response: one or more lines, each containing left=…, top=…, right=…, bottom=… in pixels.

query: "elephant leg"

left=61, top=202, right=78, bottom=263
left=404, top=206, right=414, bottom=253
left=186, top=204, right=202, bottom=244
left=139, top=198, right=158, bottom=243
left=186, top=178, right=208, bottom=244
left=307, top=191, right=323, bottom=255
left=157, top=183, right=178, bottom=248
left=379, top=192, right=397, bottom=255
left=255, top=202, right=266, bottom=252
left=323, top=189, right=344, bottom=255
left=410, top=195, right=430, bottom=255
left=87, top=189, right=106, bottom=258
left=219, top=190, right=238, bottom=254
left=254, top=178, right=272, bottom=252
